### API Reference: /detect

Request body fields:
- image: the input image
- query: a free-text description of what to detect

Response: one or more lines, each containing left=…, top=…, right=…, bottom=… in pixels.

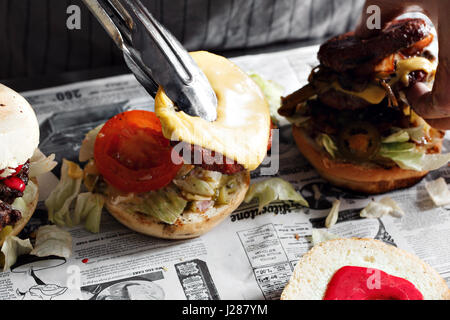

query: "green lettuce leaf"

left=316, top=134, right=338, bottom=159
left=74, top=193, right=105, bottom=233
left=45, top=159, right=83, bottom=227
left=79, top=124, right=104, bottom=162
left=122, top=187, right=188, bottom=225
left=382, top=131, right=410, bottom=143
left=403, top=126, right=427, bottom=143
left=29, top=149, right=58, bottom=178
left=1, top=236, right=33, bottom=271
left=382, top=126, right=427, bottom=144
left=311, top=229, right=340, bottom=246
left=11, top=180, right=38, bottom=213
left=30, top=225, right=72, bottom=258
left=379, top=142, right=450, bottom=171
left=244, top=178, right=309, bottom=212
left=425, top=178, right=450, bottom=207
left=249, top=73, right=284, bottom=125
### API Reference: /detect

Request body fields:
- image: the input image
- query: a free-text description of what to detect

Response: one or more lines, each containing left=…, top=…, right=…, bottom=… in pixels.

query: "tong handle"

left=83, top=0, right=218, bottom=121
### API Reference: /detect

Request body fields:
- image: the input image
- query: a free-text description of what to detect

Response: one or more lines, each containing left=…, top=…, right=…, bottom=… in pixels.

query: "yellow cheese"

left=332, top=82, right=386, bottom=105
left=332, top=57, right=436, bottom=104
left=396, top=56, right=435, bottom=86
left=155, top=51, right=271, bottom=171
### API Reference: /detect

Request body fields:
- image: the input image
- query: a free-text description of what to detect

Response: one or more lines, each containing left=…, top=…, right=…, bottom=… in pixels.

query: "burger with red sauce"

left=0, top=84, right=42, bottom=244
left=279, top=18, right=448, bottom=194
left=80, top=51, right=272, bottom=239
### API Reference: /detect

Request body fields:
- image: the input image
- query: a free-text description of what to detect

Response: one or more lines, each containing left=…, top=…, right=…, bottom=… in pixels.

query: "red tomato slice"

left=94, top=110, right=182, bottom=193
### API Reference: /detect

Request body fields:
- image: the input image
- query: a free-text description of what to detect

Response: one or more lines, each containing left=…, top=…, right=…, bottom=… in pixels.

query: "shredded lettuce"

left=120, top=187, right=188, bottom=225
left=249, top=73, right=284, bottom=125
left=45, top=159, right=83, bottom=227
left=74, top=193, right=105, bottom=233
left=403, top=126, right=427, bottom=143
left=378, top=125, right=450, bottom=172
left=382, top=131, right=410, bottom=143
left=1, top=236, right=33, bottom=271
left=316, top=134, right=338, bottom=159
left=244, top=178, right=309, bottom=212
left=11, top=180, right=38, bottom=213
left=29, top=149, right=58, bottom=178
left=379, top=142, right=450, bottom=172
left=325, top=199, right=340, bottom=228
left=379, top=197, right=405, bottom=218
left=381, top=125, right=426, bottom=144
left=30, top=225, right=72, bottom=259
left=79, top=124, right=104, bottom=162
left=360, top=201, right=393, bottom=219
left=311, top=229, right=340, bottom=246
left=425, top=178, right=450, bottom=207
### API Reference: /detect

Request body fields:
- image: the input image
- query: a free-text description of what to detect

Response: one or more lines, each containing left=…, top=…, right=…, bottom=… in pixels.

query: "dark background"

left=0, top=0, right=364, bottom=89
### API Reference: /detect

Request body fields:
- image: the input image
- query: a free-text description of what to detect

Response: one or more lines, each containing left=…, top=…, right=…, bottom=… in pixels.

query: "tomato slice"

left=94, top=110, right=182, bottom=193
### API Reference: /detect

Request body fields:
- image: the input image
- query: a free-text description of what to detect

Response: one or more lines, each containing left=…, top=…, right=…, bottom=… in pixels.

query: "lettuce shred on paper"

left=1, top=236, right=33, bottom=272
left=30, top=225, right=72, bottom=259
left=311, top=229, right=340, bottom=246
left=244, top=178, right=309, bottom=212
left=425, top=178, right=450, bottom=207
left=1, top=225, right=73, bottom=271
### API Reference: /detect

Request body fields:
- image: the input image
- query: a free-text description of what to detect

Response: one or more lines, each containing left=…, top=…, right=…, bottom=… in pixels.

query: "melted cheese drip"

left=332, top=57, right=436, bottom=104
left=155, top=51, right=271, bottom=171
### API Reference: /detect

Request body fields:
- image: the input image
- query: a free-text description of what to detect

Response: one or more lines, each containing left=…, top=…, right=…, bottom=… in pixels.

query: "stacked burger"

left=279, top=18, right=449, bottom=194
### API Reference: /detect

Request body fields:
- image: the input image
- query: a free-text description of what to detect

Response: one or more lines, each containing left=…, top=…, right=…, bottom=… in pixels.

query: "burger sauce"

left=323, top=266, right=424, bottom=300
left=0, top=165, right=26, bottom=192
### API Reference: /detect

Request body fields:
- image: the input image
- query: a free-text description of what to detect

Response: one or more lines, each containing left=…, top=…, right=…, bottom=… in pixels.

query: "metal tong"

left=82, top=0, right=218, bottom=121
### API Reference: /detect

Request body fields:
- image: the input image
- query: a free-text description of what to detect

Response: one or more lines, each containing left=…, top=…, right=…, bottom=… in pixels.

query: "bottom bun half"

left=105, top=171, right=250, bottom=240
left=281, top=238, right=450, bottom=300
left=0, top=178, right=39, bottom=247
left=292, top=126, right=431, bottom=194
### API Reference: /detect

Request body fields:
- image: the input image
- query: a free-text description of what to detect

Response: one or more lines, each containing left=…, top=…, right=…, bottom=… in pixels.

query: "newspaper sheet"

left=1, top=44, right=449, bottom=300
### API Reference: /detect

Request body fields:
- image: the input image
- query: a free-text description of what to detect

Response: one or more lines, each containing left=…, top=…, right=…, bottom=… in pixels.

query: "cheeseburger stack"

left=278, top=18, right=446, bottom=194
left=0, top=84, right=40, bottom=244
left=81, top=51, right=271, bottom=239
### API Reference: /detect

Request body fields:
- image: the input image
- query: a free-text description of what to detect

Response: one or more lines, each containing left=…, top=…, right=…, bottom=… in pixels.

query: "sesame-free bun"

left=281, top=238, right=450, bottom=300
left=292, top=125, right=432, bottom=194
left=0, top=84, right=39, bottom=170
left=105, top=171, right=250, bottom=239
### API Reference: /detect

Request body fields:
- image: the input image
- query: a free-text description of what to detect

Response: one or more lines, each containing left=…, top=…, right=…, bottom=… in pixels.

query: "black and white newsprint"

left=1, top=44, right=449, bottom=300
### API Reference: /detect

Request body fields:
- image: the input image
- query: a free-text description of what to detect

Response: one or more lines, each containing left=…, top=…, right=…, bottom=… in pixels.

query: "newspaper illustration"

left=0, top=44, right=449, bottom=300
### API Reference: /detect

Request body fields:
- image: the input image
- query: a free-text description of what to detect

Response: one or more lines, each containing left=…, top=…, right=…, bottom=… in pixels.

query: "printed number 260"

left=56, top=90, right=82, bottom=101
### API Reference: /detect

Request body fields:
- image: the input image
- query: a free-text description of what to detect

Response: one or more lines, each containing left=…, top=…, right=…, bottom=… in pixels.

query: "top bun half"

left=0, top=84, right=39, bottom=170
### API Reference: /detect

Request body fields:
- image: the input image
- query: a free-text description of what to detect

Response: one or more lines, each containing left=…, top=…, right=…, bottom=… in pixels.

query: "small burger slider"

left=0, top=84, right=56, bottom=244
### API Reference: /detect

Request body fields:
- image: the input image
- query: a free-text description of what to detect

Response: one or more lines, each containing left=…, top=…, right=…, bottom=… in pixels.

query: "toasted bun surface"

left=281, top=238, right=450, bottom=300
left=105, top=171, right=250, bottom=239
left=0, top=84, right=39, bottom=170
left=292, top=126, right=431, bottom=194
left=0, top=178, right=39, bottom=247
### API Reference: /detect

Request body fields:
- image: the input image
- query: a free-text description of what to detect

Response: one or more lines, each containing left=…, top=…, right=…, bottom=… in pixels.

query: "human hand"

left=355, top=0, right=450, bottom=130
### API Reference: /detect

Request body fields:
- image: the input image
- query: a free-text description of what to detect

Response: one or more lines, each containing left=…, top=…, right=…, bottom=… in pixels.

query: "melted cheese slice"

left=155, top=51, right=271, bottom=171
left=332, top=57, right=436, bottom=105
